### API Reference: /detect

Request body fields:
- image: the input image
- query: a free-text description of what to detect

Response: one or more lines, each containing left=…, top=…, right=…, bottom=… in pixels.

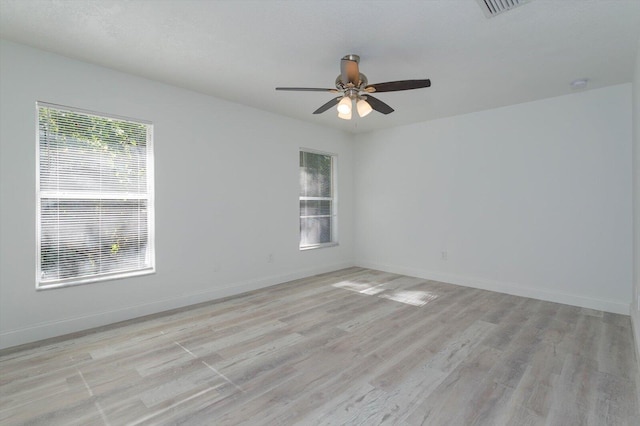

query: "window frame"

left=35, top=101, right=155, bottom=290
left=299, top=148, right=338, bottom=250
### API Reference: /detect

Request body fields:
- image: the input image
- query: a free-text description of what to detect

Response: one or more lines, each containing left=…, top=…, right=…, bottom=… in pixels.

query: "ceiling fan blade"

left=313, top=97, right=341, bottom=114
left=364, top=79, right=431, bottom=93
left=340, top=57, right=360, bottom=86
left=276, top=87, right=339, bottom=93
left=363, top=95, right=394, bottom=115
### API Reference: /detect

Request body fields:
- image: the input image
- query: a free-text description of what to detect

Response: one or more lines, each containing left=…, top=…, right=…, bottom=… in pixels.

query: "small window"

left=36, top=102, right=155, bottom=289
left=299, top=149, right=337, bottom=249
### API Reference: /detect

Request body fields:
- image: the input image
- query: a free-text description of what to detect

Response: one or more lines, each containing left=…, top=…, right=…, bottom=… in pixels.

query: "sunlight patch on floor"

left=332, top=280, right=439, bottom=307
left=379, top=290, right=439, bottom=307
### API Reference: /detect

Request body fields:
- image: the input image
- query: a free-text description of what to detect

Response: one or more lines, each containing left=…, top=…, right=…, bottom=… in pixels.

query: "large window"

left=36, top=102, right=155, bottom=289
left=299, top=149, right=337, bottom=249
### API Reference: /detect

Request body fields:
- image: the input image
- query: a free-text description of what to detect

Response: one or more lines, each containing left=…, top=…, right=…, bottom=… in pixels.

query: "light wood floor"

left=1, top=268, right=638, bottom=425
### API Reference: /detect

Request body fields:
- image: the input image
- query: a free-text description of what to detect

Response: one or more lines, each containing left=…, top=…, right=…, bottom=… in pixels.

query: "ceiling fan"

left=276, top=54, right=431, bottom=120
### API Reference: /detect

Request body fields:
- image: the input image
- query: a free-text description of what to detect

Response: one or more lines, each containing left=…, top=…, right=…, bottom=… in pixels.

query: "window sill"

left=36, top=268, right=156, bottom=291
left=299, top=242, right=339, bottom=251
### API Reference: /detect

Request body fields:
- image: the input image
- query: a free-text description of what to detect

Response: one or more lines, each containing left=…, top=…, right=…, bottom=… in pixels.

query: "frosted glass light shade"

left=357, top=98, right=373, bottom=117
left=337, top=96, right=352, bottom=114
left=338, top=109, right=352, bottom=120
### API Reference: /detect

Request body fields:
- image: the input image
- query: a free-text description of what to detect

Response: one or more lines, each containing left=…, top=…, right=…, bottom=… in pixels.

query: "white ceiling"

left=1, top=0, right=639, bottom=134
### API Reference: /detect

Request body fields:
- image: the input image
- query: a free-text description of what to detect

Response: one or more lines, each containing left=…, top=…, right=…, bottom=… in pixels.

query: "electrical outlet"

left=267, top=253, right=274, bottom=263
left=441, top=251, right=448, bottom=261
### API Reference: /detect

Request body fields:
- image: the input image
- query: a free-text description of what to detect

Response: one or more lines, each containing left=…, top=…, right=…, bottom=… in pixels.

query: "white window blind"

left=36, top=102, right=155, bottom=288
left=299, top=150, right=337, bottom=249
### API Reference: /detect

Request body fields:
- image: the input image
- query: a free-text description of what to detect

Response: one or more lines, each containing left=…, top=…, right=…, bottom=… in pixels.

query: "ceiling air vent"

left=476, top=0, right=531, bottom=18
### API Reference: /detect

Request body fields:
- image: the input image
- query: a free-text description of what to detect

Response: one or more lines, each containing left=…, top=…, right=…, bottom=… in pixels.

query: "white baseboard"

left=631, top=305, right=640, bottom=409
left=0, top=261, right=355, bottom=350
left=355, top=260, right=630, bottom=315
left=633, top=306, right=640, bottom=361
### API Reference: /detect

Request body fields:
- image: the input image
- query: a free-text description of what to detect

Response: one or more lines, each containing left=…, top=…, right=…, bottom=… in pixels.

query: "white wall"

left=0, top=40, right=355, bottom=349
left=354, top=85, right=633, bottom=314
left=1, top=38, right=636, bottom=351
left=631, top=38, right=640, bottom=369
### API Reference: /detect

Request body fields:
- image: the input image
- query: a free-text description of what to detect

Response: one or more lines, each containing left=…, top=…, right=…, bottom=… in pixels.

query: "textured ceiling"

left=1, top=0, right=639, bottom=133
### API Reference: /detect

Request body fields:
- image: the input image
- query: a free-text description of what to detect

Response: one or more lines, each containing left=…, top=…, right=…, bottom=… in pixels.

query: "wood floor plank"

left=1, top=268, right=638, bottom=425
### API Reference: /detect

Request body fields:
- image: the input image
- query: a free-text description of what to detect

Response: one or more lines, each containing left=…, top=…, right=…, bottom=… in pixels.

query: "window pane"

left=300, top=200, right=332, bottom=216
left=300, top=217, right=332, bottom=246
left=300, top=151, right=332, bottom=198
left=39, top=108, right=148, bottom=194
left=40, top=199, right=150, bottom=282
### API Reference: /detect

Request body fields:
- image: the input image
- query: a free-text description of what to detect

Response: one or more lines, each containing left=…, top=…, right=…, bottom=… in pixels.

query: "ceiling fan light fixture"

left=356, top=98, right=373, bottom=118
left=338, top=108, right=352, bottom=120
left=337, top=96, right=352, bottom=114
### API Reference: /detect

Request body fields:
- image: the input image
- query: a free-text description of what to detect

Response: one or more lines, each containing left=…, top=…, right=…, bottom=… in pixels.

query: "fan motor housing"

left=335, top=73, right=368, bottom=92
